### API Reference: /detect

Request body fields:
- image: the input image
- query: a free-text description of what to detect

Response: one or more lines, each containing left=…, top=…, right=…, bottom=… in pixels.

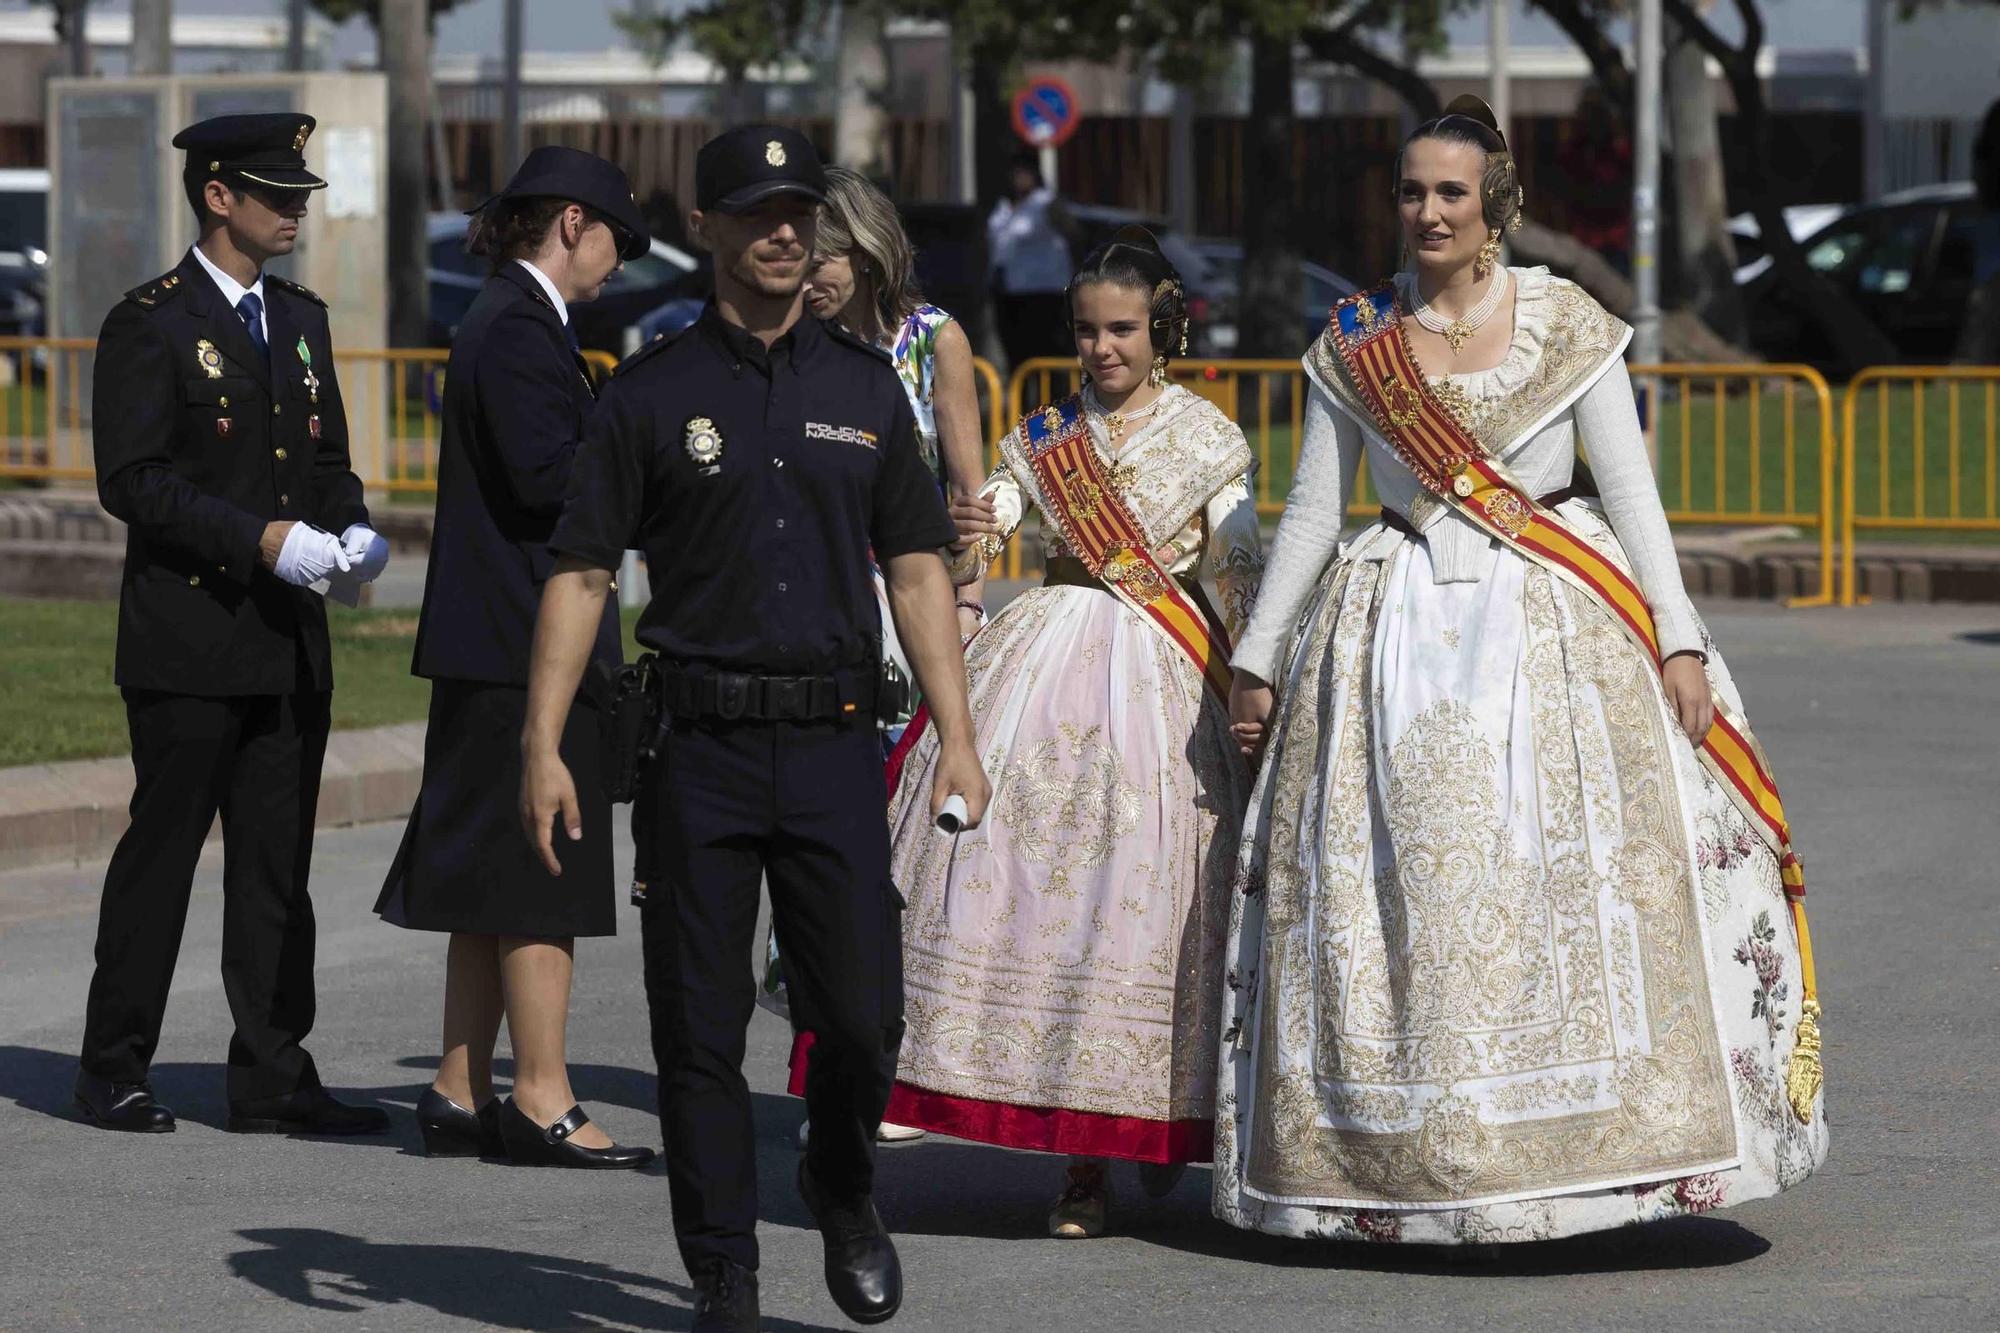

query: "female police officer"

left=377, top=147, right=653, bottom=1169
left=519, top=126, right=989, bottom=1331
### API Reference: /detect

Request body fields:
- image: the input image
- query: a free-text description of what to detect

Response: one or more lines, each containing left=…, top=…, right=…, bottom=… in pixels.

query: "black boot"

left=799, top=1160, right=901, bottom=1324
left=690, top=1259, right=759, bottom=1332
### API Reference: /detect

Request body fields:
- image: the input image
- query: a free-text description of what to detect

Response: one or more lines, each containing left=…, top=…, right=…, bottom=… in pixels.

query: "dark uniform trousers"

left=84, top=686, right=331, bottom=1101
left=640, top=711, right=903, bottom=1275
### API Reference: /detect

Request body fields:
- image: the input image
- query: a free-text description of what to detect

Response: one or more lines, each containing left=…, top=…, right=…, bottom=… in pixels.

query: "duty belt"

left=657, top=661, right=879, bottom=722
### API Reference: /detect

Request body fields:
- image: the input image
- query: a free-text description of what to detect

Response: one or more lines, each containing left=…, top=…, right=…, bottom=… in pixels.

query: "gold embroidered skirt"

left=1214, top=512, right=1827, bottom=1242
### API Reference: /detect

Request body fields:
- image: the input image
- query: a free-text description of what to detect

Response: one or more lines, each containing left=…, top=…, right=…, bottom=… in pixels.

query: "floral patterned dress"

left=1213, top=270, right=1827, bottom=1242
left=880, top=386, right=1266, bottom=1163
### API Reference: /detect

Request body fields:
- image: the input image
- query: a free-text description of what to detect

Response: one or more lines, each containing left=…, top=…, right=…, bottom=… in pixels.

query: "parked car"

left=1740, top=182, right=1986, bottom=369
left=0, top=167, right=49, bottom=339
left=426, top=212, right=703, bottom=354
left=1192, top=240, right=1358, bottom=355
left=1726, top=204, right=1846, bottom=286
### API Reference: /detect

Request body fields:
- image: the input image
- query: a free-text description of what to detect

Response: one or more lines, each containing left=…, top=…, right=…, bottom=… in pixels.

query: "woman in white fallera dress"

left=1215, top=99, right=1827, bottom=1245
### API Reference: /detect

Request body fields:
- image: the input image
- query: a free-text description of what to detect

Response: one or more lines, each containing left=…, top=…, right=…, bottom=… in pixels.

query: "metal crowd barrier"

left=1840, top=367, right=2000, bottom=606
left=1004, top=357, right=1842, bottom=603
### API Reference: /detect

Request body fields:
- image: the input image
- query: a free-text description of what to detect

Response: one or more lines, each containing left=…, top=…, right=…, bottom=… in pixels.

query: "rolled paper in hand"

left=936, top=794, right=969, bottom=834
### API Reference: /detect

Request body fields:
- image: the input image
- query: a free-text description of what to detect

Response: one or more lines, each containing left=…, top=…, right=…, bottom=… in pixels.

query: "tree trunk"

left=1664, top=13, right=1743, bottom=340
left=970, top=46, right=1014, bottom=212
left=130, top=0, right=172, bottom=77
left=1239, top=32, right=1300, bottom=360
left=380, top=0, right=431, bottom=349
left=56, top=0, right=91, bottom=77
left=832, top=2, right=888, bottom=177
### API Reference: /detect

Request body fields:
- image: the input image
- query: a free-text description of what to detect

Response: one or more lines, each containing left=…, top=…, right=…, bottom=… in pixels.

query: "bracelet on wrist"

left=955, top=600, right=986, bottom=618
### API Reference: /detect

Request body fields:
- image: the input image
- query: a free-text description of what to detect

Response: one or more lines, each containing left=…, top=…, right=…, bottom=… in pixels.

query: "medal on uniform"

left=308, top=413, right=322, bottom=440
left=216, top=417, right=232, bottom=439
left=195, top=338, right=224, bottom=380
left=296, top=336, right=319, bottom=403
left=684, top=415, right=723, bottom=475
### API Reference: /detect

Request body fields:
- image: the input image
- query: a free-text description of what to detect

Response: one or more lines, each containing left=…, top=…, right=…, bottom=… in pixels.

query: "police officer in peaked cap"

left=76, top=113, right=393, bottom=1136
left=520, top=123, right=991, bottom=1330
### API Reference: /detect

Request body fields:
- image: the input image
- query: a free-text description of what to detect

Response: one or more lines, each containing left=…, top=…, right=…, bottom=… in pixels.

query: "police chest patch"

left=804, top=421, right=878, bottom=449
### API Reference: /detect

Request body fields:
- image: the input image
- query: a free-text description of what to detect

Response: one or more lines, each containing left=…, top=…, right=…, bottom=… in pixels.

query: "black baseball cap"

left=471, top=145, right=652, bottom=261
left=174, top=113, right=326, bottom=192
left=695, top=125, right=827, bottom=214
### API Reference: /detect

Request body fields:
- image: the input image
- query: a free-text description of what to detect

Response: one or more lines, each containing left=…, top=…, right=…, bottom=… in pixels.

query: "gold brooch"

left=765, top=140, right=787, bottom=167
left=1353, top=298, right=1380, bottom=332
left=1381, top=374, right=1421, bottom=429
left=684, top=415, right=724, bottom=470
left=195, top=338, right=224, bottom=380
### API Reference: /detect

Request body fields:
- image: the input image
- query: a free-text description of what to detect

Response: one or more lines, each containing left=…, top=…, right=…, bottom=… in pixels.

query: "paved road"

left=2, top=601, right=1996, bottom=1332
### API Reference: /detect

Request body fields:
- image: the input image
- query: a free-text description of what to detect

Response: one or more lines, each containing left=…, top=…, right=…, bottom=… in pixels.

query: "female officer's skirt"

left=375, top=678, right=615, bottom=938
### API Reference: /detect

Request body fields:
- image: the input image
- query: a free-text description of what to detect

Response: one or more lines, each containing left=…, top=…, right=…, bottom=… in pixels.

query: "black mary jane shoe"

left=415, top=1088, right=504, bottom=1157
left=497, top=1098, right=655, bottom=1170
left=690, top=1259, right=760, bottom=1332
left=74, top=1070, right=176, bottom=1134
left=798, top=1159, right=902, bottom=1325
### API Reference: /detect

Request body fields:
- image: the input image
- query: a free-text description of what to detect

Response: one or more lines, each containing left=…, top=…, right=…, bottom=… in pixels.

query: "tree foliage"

left=306, top=0, right=472, bottom=28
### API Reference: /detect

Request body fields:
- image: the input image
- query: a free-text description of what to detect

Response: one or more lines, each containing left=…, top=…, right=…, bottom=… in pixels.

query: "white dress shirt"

left=515, top=258, right=570, bottom=326
left=190, top=245, right=266, bottom=343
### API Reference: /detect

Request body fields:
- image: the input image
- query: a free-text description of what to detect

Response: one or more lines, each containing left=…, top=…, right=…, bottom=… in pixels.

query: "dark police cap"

left=473, top=146, right=651, bottom=261
left=696, top=125, right=827, bottom=214
left=174, top=113, right=326, bottom=192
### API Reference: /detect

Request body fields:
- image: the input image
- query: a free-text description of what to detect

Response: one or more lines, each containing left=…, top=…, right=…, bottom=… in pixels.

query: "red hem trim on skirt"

left=788, top=1031, right=1212, bottom=1165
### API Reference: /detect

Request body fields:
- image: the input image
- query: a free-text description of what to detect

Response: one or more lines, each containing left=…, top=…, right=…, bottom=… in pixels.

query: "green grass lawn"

left=0, top=598, right=645, bottom=769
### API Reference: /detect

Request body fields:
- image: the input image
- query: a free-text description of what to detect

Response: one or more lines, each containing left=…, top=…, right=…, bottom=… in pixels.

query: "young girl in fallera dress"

left=878, top=229, right=1266, bottom=1238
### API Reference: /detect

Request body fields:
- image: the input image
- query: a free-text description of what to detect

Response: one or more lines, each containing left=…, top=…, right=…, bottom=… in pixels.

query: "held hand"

left=1662, top=654, right=1714, bottom=746
left=930, top=739, right=992, bottom=831
left=947, top=494, right=999, bottom=551
left=272, top=524, right=352, bottom=588
left=520, top=745, right=582, bottom=876
left=1230, top=674, right=1276, bottom=762
left=259, top=520, right=299, bottom=571
left=340, top=524, right=391, bottom=582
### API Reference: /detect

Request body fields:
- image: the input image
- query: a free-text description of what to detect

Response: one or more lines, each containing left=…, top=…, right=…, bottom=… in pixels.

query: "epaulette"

left=821, top=318, right=894, bottom=366
left=267, top=274, right=327, bottom=308
left=609, top=324, right=692, bottom=379
left=123, top=271, right=187, bottom=309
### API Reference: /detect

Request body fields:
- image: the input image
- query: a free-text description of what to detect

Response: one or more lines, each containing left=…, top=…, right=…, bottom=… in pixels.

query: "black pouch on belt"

left=597, top=654, right=662, bottom=804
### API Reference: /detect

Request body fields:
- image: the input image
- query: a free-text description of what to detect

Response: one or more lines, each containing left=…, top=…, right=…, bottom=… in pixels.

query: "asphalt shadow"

left=0, top=1044, right=399, bottom=1148
left=227, top=1227, right=844, bottom=1331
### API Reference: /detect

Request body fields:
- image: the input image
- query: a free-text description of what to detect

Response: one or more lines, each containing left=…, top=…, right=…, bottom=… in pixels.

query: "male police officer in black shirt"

left=76, top=114, right=392, bottom=1137
left=520, top=126, right=988, bottom=1330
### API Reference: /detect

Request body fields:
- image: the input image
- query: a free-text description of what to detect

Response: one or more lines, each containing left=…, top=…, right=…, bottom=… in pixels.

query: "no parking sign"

left=1011, top=77, right=1081, bottom=149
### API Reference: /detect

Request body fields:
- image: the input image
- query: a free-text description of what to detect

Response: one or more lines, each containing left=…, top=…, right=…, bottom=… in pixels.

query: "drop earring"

left=1475, top=228, right=1502, bottom=281
left=1149, top=354, right=1168, bottom=388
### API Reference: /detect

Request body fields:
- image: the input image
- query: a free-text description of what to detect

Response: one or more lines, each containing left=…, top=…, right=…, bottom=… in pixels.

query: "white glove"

left=273, top=523, right=351, bottom=588
left=340, top=524, right=391, bottom=582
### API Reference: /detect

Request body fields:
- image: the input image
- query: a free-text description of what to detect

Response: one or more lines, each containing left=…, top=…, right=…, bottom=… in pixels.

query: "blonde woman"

left=1215, top=98, right=1826, bottom=1245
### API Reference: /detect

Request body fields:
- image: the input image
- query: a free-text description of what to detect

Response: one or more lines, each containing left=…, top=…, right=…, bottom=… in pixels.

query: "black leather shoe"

left=497, top=1098, right=654, bottom=1170
left=416, top=1088, right=503, bottom=1157
left=799, top=1160, right=902, bottom=1325
left=74, top=1070, right=175, bottom=1134
left=227, top=1086, right=391, bottom=1136
left=690, top=1259, right=759, bottom=1332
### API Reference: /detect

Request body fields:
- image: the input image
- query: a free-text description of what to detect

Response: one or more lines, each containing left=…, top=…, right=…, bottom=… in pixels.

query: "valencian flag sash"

left=1021, top=394, right=1233, bottom=704
left=1326, top=282, right=1823, bottom=1122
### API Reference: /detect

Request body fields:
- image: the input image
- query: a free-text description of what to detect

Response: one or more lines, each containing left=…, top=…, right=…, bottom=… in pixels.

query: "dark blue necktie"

left=236, top=292, right=268, bottom=362
left=564, top=321, right=581, bottom=352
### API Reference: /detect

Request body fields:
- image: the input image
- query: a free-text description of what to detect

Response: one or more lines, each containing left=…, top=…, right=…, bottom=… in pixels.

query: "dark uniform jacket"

left=551, top=306, right=956, bottom=674
left=410, top=262, right=620, bottom=686
left=93, top=250, right=369, bottom=697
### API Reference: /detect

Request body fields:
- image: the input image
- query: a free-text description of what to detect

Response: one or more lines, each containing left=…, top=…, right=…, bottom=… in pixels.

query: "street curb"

left=0, top=721, right=426, bottom=873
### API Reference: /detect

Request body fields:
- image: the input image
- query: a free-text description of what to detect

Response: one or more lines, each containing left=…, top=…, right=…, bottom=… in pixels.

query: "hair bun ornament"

left=1109, top=223, right=1165, bottom=255
left=1444, top=93, right=1507, bottom=147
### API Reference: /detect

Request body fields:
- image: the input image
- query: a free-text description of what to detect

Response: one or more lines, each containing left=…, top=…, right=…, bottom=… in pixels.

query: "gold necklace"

left=1090, top=389, right=1164, bottom=443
